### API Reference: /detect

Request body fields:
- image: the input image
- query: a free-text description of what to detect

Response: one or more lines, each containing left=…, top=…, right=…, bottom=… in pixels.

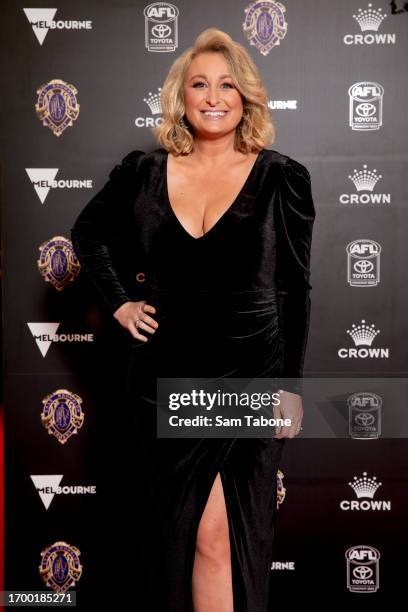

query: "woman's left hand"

left=273, top=390, right=303, bottom=439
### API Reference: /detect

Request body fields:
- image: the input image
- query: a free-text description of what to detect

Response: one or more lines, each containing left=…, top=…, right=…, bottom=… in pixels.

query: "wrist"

left=113, top=300, right=131, bottom=318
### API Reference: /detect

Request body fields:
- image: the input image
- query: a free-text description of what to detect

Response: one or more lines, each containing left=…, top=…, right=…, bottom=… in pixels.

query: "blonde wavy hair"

left=152, top=28, right=275, bottom=155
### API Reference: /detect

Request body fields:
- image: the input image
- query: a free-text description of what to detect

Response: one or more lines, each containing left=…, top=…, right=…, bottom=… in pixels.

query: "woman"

left=71, top=28, right=315, bottom=612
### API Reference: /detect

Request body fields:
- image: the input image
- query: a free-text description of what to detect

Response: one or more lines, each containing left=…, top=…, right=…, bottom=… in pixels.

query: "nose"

left=205, top=84, right=220, bottom=106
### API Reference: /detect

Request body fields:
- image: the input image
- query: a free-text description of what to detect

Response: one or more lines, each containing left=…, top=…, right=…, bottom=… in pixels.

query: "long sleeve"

left=70, top=150, right=145, bottom=315
left=274, top=157, right=316, bottom=395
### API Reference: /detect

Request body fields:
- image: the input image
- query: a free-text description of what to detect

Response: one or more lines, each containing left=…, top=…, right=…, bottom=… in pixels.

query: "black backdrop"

left=1, top=0, right=408, bottom=605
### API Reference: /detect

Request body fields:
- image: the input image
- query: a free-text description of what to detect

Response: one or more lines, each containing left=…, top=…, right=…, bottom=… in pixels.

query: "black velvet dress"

left=71, top=147, right=315, bottom=611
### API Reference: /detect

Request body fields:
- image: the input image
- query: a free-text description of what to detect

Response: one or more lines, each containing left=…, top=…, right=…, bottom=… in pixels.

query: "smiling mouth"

left=200, top=110, right=229, bottom=119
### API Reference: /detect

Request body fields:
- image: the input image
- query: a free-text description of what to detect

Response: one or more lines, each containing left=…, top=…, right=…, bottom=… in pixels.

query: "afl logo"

left=345, top=545, right=380, bottom=593
left=348, top=81, right=384, bottom=131
left=346, top=239, right=381, bottom=287
left=348, top=391, right=382, bottom=439
left=144, top=3, right=179, bottom=53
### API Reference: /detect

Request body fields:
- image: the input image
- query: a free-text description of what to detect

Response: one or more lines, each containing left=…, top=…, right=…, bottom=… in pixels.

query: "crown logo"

left=143, top=87, right=162, bottom=115
left=346, top=319, right=380, bottom=346
left=349, top=472, right=382, bottom=498
left=349, top=164, right=382, bottom=192
left=353, top=3, right=387, bottom=32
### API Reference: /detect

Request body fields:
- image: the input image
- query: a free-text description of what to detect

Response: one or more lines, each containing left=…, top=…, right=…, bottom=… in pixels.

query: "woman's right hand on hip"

left=113, top=300, right=159, bottom=342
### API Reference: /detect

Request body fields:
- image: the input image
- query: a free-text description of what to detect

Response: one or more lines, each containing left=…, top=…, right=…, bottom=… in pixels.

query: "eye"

left=221, top=82, right=235, bottom=89
left=192, top=81, right=206, bottom=88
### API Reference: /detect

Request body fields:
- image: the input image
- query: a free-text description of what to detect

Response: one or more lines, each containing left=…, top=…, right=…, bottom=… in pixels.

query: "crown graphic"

left=349, top=164, right=382, bottom=192
left=353, top=3, right=387, bottom=32
left=349, top=472, right=382, bottom=498
left=346, top=319, right=380, bottom=346
left=143, top=88, right=162, bottom=115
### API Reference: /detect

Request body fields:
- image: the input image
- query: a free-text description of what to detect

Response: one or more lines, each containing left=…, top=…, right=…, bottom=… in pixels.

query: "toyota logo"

left=353, top=565, right=373, bottom=579
left=151, top=24, right=172, bottom=38
left=354, top=260, right=374, bottom=273
left=355, top=413, right=375, bottom=426
left=356, top=103, right=376, bottom=117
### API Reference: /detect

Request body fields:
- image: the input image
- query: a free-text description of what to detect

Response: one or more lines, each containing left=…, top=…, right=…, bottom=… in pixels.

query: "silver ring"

left=134, top=319, right=141, bottom=326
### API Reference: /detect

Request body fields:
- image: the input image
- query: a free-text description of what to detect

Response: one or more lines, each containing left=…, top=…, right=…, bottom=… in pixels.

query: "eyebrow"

left=189, top=74, right=233, bottom=81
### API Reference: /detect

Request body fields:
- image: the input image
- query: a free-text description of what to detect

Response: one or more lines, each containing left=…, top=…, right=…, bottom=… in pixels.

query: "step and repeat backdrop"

left=1, top=0, right=408, bottom=606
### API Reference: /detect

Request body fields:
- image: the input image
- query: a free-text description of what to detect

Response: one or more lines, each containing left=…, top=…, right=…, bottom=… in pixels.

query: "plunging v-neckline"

left=164, top=148, right=265, bottom=241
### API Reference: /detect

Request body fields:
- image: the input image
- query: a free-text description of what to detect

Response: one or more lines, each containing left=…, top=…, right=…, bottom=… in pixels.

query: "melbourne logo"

left=348, top=81, right=384, bottom=131
left=271, top=561, right=295, bottom=571
left=31, top=475, right=96, bottom=510
left=242, top=1, right=288, bottom=56
left=23, top=8, right=92, bottom=45
left=348, top=391, right=382, bottom=439
left=343, top=3, right=395, bottom=46
left=338, top=319, right=389, bottom=359
left=340, top=472, right=390, bottom=511
left=26, top=169, right=93, bottom=204
left=27, top=323, right=94, bottom=357
left=345, top=545, right=380, bottom=593
left=35, top=79, right=80, bottom=137
left=346, top=239, right=381, bottom=287
left=268, top=98, right=298, bottom=110
left=339, top=164, right=391, bottom=205
left=143, top=3, right=179, bottom=52
left=135, top=86, right=163, bottom=128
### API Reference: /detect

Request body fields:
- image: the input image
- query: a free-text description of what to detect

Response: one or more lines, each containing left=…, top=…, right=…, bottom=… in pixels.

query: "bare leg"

left=192, top=472, right=233, bottom=612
